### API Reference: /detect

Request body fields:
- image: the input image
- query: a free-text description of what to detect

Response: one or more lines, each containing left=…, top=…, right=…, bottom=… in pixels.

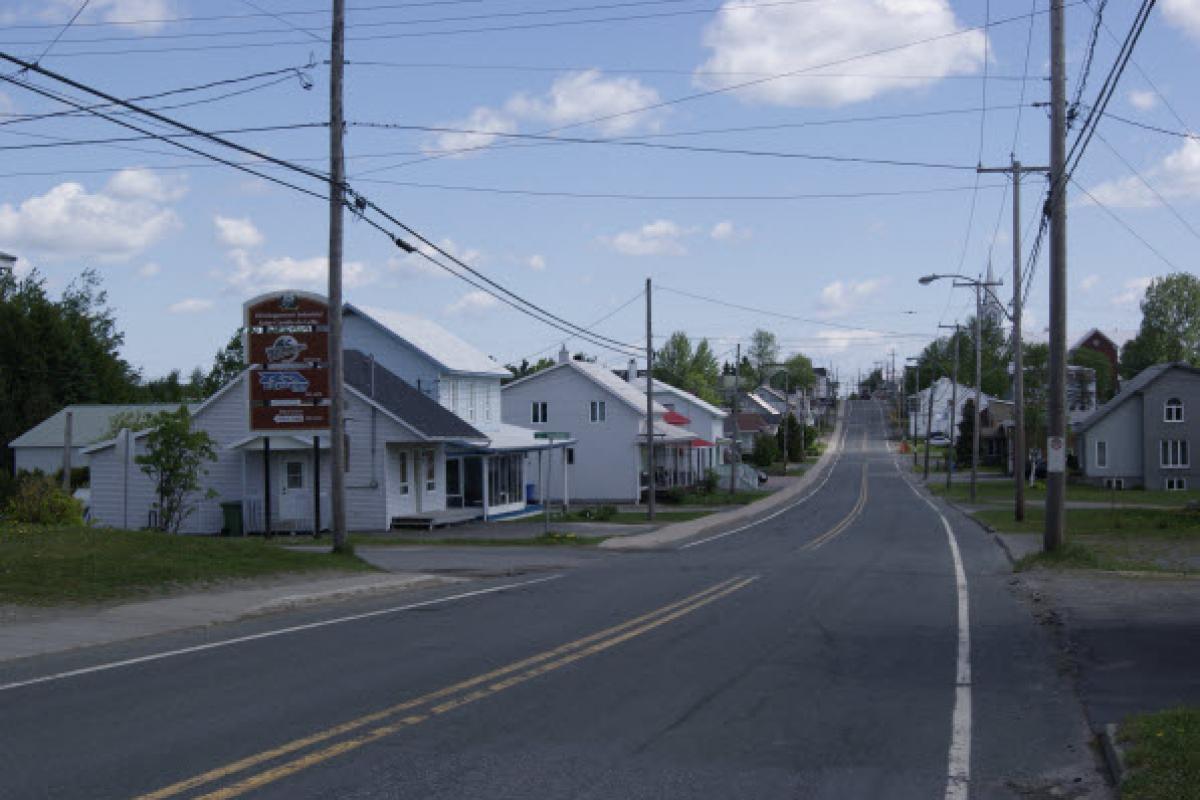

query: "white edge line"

left=679, top=416, right=850, bottom=550
left=0, top=574, right=564, bottom=694
left=902, top=473, right=972, bottom=800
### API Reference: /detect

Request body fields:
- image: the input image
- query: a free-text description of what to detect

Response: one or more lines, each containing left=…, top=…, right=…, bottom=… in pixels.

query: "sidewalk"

left=600, top=404, right=846, bottom=550
left=0, top=571, right=452, bottom=663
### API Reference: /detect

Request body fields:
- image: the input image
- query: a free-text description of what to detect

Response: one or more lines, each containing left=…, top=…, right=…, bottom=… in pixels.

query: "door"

left=446, top=458, right=464, bottom=508
left=279, top=459, right=307, bottom=522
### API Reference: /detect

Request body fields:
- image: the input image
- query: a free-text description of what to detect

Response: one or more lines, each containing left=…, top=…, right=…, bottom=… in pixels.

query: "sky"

left=1, top=0, right=1198, bottom=387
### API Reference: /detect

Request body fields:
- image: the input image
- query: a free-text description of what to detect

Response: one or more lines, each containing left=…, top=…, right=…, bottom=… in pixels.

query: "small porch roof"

left=639, top=419, right=701, bottom=444
left=227, top=434, right=330, bottom=452
left=449, top=423, right=575, bottom=455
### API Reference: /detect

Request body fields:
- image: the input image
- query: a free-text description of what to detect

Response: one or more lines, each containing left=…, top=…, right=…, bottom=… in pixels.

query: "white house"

left=84, top=298, right=554, bottom=533
left=9, top=403, right=195, bottom=475
left=909, top=377, right=992, bottom=442
left=502, top=348, right=707, bottom=503
left=648, top=376, right=728, bottom=476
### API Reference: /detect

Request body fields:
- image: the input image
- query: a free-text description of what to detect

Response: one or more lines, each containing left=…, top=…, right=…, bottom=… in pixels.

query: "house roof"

left=639, top=418, right=701, bottom=443
left=724, top=412, right=770, bottom=434
left=742, top=392, right=781, bottom=419
left=10, top=403, right=200, bottom=449
left=504, top=359, right=668, bottom=415
left=1075, top=362, right=1200, bottom=433
left=345, top=304, right=508, bottom=377
left=343, top=349, right=486, bottom=441
left=650, top=378, right=727, bottom=418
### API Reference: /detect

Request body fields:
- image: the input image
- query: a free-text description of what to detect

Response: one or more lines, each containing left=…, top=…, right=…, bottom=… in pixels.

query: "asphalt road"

left=0, top=401, right=1109, bottom=799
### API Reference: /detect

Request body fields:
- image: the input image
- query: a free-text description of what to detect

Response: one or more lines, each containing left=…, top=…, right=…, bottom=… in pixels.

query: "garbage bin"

left=220, top=501, right=243, bottom=537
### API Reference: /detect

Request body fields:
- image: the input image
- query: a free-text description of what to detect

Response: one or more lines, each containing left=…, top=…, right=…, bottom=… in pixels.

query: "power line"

left=10, top=0, right=90, bottom=74
left=950, top=0, right=990, bottom=282
left=517, top=288, right=646, bottom=362
left=237, top=0, right=326, bottom=43
left=1102, top=110, right=1198, bottom=140
left=1090, top=129, right=1200, bottom=243
left=1070, top=176, right=1184, bottom=271
left=0, top=121, right=327, bottom=152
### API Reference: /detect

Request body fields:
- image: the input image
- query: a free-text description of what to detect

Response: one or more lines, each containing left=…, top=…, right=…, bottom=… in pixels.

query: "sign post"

left=534, top=432, right=571, bottom=536
left=244, top=292, right=331, bottom=536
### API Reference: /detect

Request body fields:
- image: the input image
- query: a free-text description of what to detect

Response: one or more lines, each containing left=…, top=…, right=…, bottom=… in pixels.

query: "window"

left=1104, top=478, right=1125, bottom=490
left=566, top=447, right=575, bottom=465
left=1166, top=476, right=1188, bottom=491
left=1165, top=397, right=1184, bottom=422
left=531, top=401, right=548, bottom=424
left=467, top=383, right=477, bottom=422
left=1160, top=439, right=1190, bottom=468
left=424, top=449, right=437, bottom=491
left=484, top=385, right=493, bottom=422
left=285, top=461, right=303, bottom=489
left=397, top=451, right=410, bottom=495
left=589, top=400, right=606, bottom=423
left=1095, top=440, right=1108, bottom=469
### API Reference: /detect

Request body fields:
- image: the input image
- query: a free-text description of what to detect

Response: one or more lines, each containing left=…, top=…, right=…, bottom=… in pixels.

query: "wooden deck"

left=389, top=508, right=484, bottom=531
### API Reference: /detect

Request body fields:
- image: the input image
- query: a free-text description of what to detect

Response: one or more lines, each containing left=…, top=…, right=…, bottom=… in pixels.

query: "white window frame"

left=1165, top=476, right=1188, bottom=491
left=285, top=461, right=304, bottom=490
left=1095, top=440, right=1107, bottom=469
left=467, top=382, right=477, bottom=422
left=484, top=384, right=493, bottom=422
left=424, top=449, right=437, bottom=491
left=589, top=400, right=607, bottom=423
left=1165, top=397, right=1184, bottom=423
left=531, top=401, right=547, bottom=424
left=1160, top=439, right=1190, bottom=469
left=397, top=451, right=410, bottom=495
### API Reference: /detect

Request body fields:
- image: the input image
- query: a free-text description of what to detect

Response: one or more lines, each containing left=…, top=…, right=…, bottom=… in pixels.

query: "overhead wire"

left=1090, top=129, right=1200, bottom=243
left=8, top=0, right=90, bottom=74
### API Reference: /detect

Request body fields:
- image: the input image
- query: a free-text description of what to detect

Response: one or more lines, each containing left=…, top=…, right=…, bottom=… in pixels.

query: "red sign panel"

left=244, top=292, right=331, bottom=432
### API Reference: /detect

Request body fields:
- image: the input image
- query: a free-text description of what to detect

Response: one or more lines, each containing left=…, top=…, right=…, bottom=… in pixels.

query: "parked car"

left=928, top=433, right=951, bottom=447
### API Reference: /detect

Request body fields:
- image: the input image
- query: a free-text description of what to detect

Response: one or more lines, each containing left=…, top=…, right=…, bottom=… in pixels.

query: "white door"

left=279, top=459, right=307, bottom=522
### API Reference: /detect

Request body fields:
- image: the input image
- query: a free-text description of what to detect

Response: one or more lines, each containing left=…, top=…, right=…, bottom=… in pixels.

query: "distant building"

left=1071, top=327, right=1120, bottom=385
left=0, top=252, right=14, bottom=276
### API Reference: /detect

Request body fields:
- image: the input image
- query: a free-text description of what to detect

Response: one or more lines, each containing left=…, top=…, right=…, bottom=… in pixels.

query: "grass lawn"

left=0, top=525, right=371, bottom=606
left=976, top=507, right=1200, bottom=538
left=346, top=532, right=606, bottom=547
left=933, top=480, right=1198, bottom=507
left=664, top=490, right=770, bottom=506
left=1119, top=707, right=1200, bottom=800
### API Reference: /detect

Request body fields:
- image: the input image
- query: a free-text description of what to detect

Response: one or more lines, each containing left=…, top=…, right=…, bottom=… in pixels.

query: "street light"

left=918, top=273, right=1001, bottom=503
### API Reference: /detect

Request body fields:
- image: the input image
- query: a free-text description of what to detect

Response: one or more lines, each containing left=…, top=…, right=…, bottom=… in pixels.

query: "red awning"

left=663, top=410, right=691, bottom=426
left=691, top=438, right=714, bottom=448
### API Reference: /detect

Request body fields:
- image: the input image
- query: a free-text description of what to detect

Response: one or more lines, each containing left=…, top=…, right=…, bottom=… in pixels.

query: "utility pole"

left=923, top=358, right=936, bottom=481
left=327, top=0, right=349, bottom=552
left=781, top=371, right=789, bottom=475
left=940, top=323, right=961, bottom=491
left=978, top=158, right=1047, bottom=521
left=1046, top=0, right=1069, bottom=552
left=645, top=277, right=655, bottom=521
left=730, top=343, right=740, bottom=496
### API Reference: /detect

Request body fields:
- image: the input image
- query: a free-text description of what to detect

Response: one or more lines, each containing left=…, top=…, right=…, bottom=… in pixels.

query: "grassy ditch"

left=0, top=525, right=371, bottom=606
left=347, top=532, right=606, bottom=547
left=1119, top=707, right=1200, bottom=800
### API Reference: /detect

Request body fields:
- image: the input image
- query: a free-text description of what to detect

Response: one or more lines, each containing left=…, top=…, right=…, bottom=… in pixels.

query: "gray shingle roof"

left=344, top=349, right=485, bottom=441
left=1074, top=362, right=1200, bottom=433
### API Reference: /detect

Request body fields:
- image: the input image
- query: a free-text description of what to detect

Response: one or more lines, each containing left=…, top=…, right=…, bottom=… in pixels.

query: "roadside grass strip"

left=1118, top=707, right=1200, bottom=800
left=134, top=574, right=759, bottom=800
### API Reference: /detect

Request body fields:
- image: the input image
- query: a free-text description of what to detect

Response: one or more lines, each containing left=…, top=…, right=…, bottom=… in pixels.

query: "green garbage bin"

left=220, top=502, right=243, bottom=537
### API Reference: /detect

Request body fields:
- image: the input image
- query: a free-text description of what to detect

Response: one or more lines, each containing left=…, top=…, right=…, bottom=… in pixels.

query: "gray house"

left=1075, top=362, right=1199, bottom=490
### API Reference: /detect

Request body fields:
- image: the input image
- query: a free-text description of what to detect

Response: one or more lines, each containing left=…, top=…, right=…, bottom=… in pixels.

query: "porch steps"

left=389, top=508, right=483, bottom=531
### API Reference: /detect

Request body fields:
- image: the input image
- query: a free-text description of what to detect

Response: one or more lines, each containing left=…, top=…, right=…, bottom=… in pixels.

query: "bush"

left=698, top=469, right=720, bottom=495
left=579, top=505, right=617, bottom=521
left=663, top=486, right=687, bottom=504
left=751, top=433, right=779, bottom=468
left=5, top=475, right=83, bottom=525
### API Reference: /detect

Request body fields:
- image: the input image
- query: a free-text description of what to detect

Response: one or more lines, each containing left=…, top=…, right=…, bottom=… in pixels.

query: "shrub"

left=751, top=433, right=779, bottom=468
left=5, top=475, right=83, bottom=525
left=579, top=505, right=617, bottom=521
left=699, top=469, right=719, bottom=495
left=663, top=486, right=687, bottom=504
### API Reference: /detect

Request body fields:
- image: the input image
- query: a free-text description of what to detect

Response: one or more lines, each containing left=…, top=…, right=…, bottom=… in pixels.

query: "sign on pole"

left=244, top=292, right=332, bottom=432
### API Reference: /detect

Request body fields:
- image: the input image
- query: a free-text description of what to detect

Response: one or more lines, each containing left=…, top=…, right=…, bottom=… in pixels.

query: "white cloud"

left=1128, top=89, right=1158, bottom=111
left=213, top=215, right=264, bottom=249
left=1086, top=139, right=1200, bottom=208
left=710, top=220, right=750, bottom=241
left=696, top=0, right=986, bottom=107
left=224, top=249, right=373, bottom=295
left=0, top=172, right=181, bottom=261
left=818, top=278, right=886, bottom=317
left=1111, top=276, right=1152, bottom=307
left=46, top=0, right=177, bottom=32
left=1080, top=273, right=1100, bottom=292
left=389, top=238, right=481, bottom=278
left=816, top=328, right=884, bottom=352
left=1163, top=0, right=1200, bottom=41
left=445, top=289, right=499, bottom=314
left=506, top=70, right=665, bottom=135
left=168, top=298, right=213, bottom=314
left=527, top=254, right=547, bottom=271
left=139, top=262, right=161, bottom=278
left=105, top=167, right=187, bottom=203
left=602, top=219, right=690, bottom=256
left=425, top=106, right=518, bottom=157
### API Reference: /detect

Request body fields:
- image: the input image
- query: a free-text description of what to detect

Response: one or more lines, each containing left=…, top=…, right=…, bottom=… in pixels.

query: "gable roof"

left=344, top=350, right=486, bottom=441
left=650, top=378, right=727, bottom=418
left=1075, top=362, right=1200, bottom=433
left=504, top=359, right=668, bottom=415
left=10, top=403, right=200, bottom=449
left=345, top=304, right=508, bottom=377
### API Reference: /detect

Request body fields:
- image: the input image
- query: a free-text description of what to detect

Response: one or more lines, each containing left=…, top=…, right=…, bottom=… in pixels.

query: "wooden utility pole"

left=978, top=158, right=1048, bottom=521
left=645, top=277, right=655, bottom=521
left=729, top=343, right=740, bottom=495
left=328, top=0, right=349, bottom=551
left=939, top=323, right=961, bottom=491
left=1046, top=0, right=1068, bottom=551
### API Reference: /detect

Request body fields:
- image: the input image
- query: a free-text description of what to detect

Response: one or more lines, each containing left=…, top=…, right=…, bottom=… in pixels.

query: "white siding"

left=344, top=314, right=442, bottom=399
left=12, top=447, right=86, bottom=475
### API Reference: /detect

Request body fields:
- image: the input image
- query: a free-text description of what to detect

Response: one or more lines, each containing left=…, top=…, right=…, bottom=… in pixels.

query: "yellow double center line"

left=135, top=575, right=758, bottom=800
left=799, top=462, right=868, bottom=552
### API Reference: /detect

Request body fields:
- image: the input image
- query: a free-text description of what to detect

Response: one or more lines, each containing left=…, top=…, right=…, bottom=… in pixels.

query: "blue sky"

left=2, top=0, right=1198, bottom=385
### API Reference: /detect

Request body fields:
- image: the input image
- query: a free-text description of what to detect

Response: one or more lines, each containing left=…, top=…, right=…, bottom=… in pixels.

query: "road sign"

left=245, top=292, right=331, bottom=432
left=1047, top=436, right=1066, bottom=474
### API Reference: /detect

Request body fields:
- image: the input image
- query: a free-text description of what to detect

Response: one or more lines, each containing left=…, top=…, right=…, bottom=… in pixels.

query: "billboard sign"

left=244, top=291, right=331, bottom=432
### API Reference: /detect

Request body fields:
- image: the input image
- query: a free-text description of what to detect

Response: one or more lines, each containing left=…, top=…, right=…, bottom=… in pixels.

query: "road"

left=0, top=400, right=1107, bottom=799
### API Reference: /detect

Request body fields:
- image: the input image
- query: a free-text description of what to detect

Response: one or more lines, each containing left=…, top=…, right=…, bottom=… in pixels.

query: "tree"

left=504, top=357, right=555, bottom=383
left=747, top=329, right=779, bottom=386
left=135, top=407, right=218, bottom=533
left=956, top=398, right=975, bottom=467
left=750, top=432, right=779, bottom=468
left=1119, top=273, right=1200, bottom=378
left=100, top=410, right=159, bottom=442
left=1069, top=347, right=1114, bottom=404
left=769, top=353, right=814, bottom=393
left=203, top=328, right=246, bottom=394
left=775, top=412, right=804, bottom=462
left=654, top=331, right=721, bottom=403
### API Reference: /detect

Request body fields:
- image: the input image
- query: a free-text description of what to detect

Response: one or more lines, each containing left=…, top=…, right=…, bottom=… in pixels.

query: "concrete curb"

left=1099, top=722, right=1129, bottom=788
left=241, top=574, right=460, bottom=617
left=600, top=402, right=847, bottom=551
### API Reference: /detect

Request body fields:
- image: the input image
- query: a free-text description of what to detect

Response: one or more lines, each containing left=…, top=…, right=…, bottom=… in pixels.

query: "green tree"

left=955, top=398, right=975, bottom=467
left=1069, top=347, right=1114, bottom=404
left=203, top=329, right=246, bottom=394
left=100, top=410, right=160, bottom=442
left=769, top=353, right=814, bottom=393
left=750, top=432, right=779, bottom=468
left=775, top=412, right=805, bottom=462
left=654, top=331, right=721, bottom=403
left=1119, top=273, right=1200, bottom=378
left=504, top=356, right=555, bottom=383
left=747, top=329, right=779, bottom=386
left=135, top=407, right=218, bottom=533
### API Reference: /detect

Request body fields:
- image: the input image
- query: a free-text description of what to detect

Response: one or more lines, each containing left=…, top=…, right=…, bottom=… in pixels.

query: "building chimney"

left=628, top=358, right=639, bottom=385
left=557, top=344, right=570, bottom=365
